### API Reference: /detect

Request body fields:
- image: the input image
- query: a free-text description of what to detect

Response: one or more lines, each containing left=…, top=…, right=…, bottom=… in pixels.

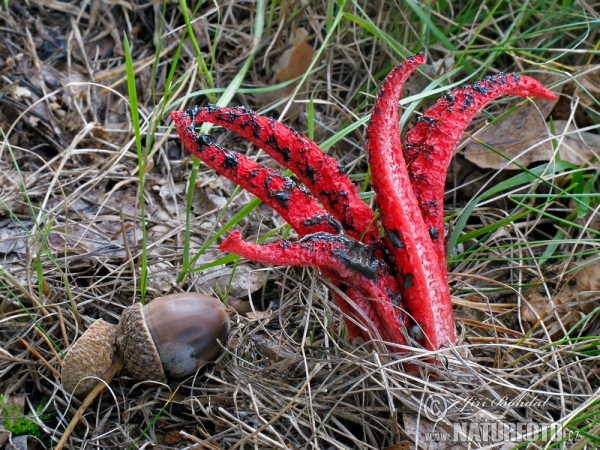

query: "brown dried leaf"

left=464, top=116, right=598, bottom=169
left=0, top=170, right=25, bottom=215
left=463, top=95, right=558, bottom=169
left=258, top=28, right=316, bottom=120
left=0, top=222, right=28, bottom=256
left=574, top=64, right=600, bottom=107
left=272, top=28, right=315, bottom=83
left=521, top=258, right=600, bottom=337
left=246, top=310, right=271, bottom=320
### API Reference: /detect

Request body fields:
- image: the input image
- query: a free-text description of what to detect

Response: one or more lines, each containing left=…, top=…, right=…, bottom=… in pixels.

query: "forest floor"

left=0, top=0, right=599, bottom=449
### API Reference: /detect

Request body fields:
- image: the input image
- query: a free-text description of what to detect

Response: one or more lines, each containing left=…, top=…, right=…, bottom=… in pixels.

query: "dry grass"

left=1, top=0, right=599, bottom=449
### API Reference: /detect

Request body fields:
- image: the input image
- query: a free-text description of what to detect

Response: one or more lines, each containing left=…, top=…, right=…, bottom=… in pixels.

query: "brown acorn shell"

left=61, top=319, right=117, bottom=397
left=116, top=302, right=167, bottom=383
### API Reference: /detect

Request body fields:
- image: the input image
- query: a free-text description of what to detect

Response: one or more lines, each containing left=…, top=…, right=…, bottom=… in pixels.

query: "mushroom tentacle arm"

left=171, top=110, right=340, bottom=237
left=220, top=231, right=408, bottom=346
left=403, top=73, right=558, bottom=273
left=179, top=105, right=380, bottom=245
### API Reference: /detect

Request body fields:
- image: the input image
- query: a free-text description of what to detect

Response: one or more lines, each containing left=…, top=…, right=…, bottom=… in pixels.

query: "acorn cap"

left=116, top=302, right=167, bottom=383
left=61, top=319, right=117, bottom=397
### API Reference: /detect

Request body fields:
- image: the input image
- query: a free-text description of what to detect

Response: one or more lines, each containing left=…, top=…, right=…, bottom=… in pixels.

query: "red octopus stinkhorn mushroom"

left=171, top=54, right=557, bottom=351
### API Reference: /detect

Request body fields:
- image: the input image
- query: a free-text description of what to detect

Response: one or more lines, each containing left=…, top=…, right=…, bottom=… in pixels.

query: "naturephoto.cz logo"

left=422, top=394, right=572, bottom=444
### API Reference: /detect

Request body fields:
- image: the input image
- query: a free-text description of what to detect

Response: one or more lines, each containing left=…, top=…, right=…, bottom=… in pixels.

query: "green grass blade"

left=123, top=33, right=148, bottom=303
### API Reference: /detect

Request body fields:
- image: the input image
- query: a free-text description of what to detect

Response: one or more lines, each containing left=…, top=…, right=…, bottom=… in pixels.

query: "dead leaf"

left=574, top=64, right=600, bottom=111
left=463, top=94, right=560, bottom=169
left=0, top=223, right=28, bottom=255
left=521, top=258, right=600, bottom=337
left=227, top=296, right=254, bottom=314
left=0, top=170, right=25, bottom=215
left=272, top=28, right=315, bottom=83
left=246, top=311, right=271, bottom=320
left=258, top=28, right=316, bottom=120
left=551, top=120, right=600, bottom=164
left=11, top=85, right=32, bottom=100
left=157, top=182, right=186, bottom=217
left=195, top=264, right=267, bottom=297
left=147, top=261, right=177, bottom=292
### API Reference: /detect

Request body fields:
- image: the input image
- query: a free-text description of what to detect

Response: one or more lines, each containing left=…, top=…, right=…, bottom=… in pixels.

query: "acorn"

left=61, top=293, right=231, bottom=397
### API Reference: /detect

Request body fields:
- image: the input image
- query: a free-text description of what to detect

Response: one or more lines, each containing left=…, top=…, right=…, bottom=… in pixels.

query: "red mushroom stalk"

left=171, top=54, right=557, bottom=351
left=367, top=53, right=455, bottom=349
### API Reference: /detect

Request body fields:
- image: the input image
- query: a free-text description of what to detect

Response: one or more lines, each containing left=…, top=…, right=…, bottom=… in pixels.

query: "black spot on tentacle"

left=298, top=232, right=379, bottom=279
left=299, top=231, right=347, bottom=244
left=265, top=133, right=280, bottom=151
left=331, top=240, right=379, bottom=280
left=278, top=146, right=292, bottom=162
left=289, top=127, right=310, bottom=147
left=218, top=108, right=238, bottom=124
left=341, top=217, right=354, bottom=231
left=195, top=133, right=213, bottom=149
left=278, top=240, right=291, bottom=249
left=444, top=92, right=455, bottom=106
left=407, top=168, right=429, bottom=185
left=237, top=113, right=262, bottom=138
left=402, top=272, right=414, bottom=291
left=511, top=72, right=520, bottom=83
left=272, top=191, right=291, bottom=209
left=298, top=185, right=312, bottom=196
left=302, top=214, right=339, bottom=232
left=429, top=226, right=439, bottom=240
left=460, top=90, right=476, bottom=111
left=223, top=150, right=238, bottom=169
left=184, top=105, right=200, bottom=133
left=330, top=217, right=344, bottom=233
left=251, top=116, right=263, bottom=139
left=320, top=190, right=353, bottom=229
left=264, top=174, right=296, bottom=209
left=403, top=143, right=418, bottom=163
left=300, top=162, right=318, bottom=184
left=320, top=190, right=348, bottom=207
left=473, top=82, right=489, bottom=94
left=385, top=228, right=403, bottom=248
left=206, top=103, right=218, bottom=114
left=387, top=288, right=402, bottom=307
left=417, top=116, right=436, bottom=126
left=419, top=200, right=438, bottom=217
